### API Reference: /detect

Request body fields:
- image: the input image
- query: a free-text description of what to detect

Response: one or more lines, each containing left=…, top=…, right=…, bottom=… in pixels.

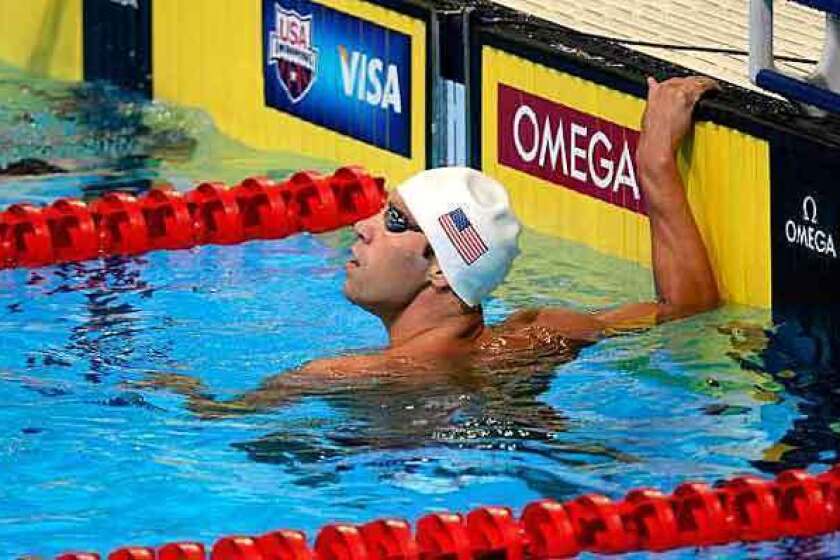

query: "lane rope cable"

left=57, top=463, right=840, bottom=559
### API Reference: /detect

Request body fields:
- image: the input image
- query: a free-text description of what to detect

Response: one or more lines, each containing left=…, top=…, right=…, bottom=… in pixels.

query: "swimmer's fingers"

left=187, top=397, right=257, bottom=419
left=694, top=76, right=721, bottom=91
left=658, top=76, right=720, bottom=106
left=676, top=75, right=719, bottom=90
left=640, top=76, right=717, bottom=157
left=127, top=372, right=207, bottom=395
left=685, top=76, right=721, bottom=104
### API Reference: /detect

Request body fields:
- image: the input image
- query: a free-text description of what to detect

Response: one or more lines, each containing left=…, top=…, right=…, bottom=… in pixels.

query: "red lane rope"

left=0, top=166, right=386, bottom=270
left=56, top=464, right=840, bottom=559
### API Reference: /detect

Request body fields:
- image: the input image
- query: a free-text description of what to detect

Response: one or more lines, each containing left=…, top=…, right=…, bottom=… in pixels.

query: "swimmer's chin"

left=342, top=283, right=376, bottom=313
left=342, top=282, right=361, bottom=306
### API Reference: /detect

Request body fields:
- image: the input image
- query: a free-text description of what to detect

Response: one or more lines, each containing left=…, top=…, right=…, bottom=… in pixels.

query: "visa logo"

left=339, top=45, right=403, bottom=114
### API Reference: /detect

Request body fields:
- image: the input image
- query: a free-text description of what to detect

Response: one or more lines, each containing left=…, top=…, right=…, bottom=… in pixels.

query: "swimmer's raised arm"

left=596, top=76, right=720, bottom=328
left=522, top=76, right=720, bottom=338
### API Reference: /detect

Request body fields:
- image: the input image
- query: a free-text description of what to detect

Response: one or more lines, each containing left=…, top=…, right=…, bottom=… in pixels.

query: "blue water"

left=1, top=64, right=839, bottom=559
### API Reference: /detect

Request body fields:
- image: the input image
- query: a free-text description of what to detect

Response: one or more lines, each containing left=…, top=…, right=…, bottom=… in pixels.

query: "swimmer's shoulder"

left=500, top=308, right=540, bottom=328
left=498, top=306, right=603, bottom=342
left=258, top=354, right=394, bottom=394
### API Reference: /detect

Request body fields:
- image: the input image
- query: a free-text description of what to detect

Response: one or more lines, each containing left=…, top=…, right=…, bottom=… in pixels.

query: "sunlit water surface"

left=1, top=63, right=838, bottom=559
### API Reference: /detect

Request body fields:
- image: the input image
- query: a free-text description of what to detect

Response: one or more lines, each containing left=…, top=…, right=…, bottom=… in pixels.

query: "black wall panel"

left=83, top=0, right=152, bottom=96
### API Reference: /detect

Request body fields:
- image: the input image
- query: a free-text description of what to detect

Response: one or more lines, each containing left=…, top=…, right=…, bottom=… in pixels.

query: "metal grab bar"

left=750, top=0, right=840, bottom=114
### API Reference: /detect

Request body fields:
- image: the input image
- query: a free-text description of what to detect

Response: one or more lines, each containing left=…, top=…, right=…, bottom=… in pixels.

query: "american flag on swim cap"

left=438, top=207, right=488, bottom=265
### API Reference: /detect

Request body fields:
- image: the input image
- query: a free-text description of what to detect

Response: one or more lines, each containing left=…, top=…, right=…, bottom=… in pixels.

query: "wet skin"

left=141, top=76, right=722, bottom=422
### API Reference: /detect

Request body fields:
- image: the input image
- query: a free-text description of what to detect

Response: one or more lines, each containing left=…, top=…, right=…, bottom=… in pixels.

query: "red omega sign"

left=497, top=83, right=646, bottom=215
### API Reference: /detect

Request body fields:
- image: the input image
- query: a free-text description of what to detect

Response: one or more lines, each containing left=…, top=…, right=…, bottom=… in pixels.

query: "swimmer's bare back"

left=141, top=76, right=720, bottom=418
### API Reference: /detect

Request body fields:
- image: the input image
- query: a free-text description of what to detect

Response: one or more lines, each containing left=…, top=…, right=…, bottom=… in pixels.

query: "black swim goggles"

left=384, top=203, right=423, bottom=233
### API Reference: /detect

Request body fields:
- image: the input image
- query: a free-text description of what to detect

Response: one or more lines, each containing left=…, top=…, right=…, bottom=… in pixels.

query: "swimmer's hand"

left=125, top=372, right=207, bottom=396
left=126, top=373, right=259, bottom=419
left=638, top=76, right=720, bottom=172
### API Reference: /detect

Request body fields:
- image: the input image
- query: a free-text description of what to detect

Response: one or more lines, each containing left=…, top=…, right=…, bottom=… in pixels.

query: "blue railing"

left=750, top=0, right=840, bottom=114
left=790, top=0, right=840, bottom=17
left=756, top=70, right=840, bottom=114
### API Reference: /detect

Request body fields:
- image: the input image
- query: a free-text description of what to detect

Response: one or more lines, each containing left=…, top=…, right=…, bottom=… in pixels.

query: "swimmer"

left=144, top=76, right=721, bottom=416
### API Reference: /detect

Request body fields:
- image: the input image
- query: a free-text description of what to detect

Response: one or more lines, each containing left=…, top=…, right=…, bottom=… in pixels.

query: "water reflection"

left=721, top=315, right=840, bottom=473
left=0, top=62, right=331, bottom=195
left=21, top=258, right=153, bottom=384
left=67, top=264, right=145, bottom=383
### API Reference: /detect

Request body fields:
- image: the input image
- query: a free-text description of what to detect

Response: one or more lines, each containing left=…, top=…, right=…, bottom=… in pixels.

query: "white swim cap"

left=397, top=167, right=521, bottom=307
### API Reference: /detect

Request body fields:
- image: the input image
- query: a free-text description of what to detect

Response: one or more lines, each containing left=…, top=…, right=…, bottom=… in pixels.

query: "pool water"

left=1, top=64, right=839, bottom=559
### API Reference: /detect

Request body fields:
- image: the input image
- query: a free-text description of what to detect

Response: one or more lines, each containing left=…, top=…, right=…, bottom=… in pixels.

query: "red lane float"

left=415, top=512, right=471, bottom=560
left=521, top=500, right=579, bottom=558
left=158, top=543, right=206, bottom=560
left=91, top=192, right=149, bottom=256
left=46, top=199, right=99, bottom=262
left=289, top=171, right=340, bottom=234
left=0, top=166, right=386, bottom=270
left=3, top=203, right=53, bottom=266
left=108, top=547, right=156, bottom=560
left=54, top=464, right=840, bottom=559
left=140, top=189, right=194, bottom=251
left=671, top=481, right=731, bottom=546
left=564, top=493, right=629, bottom=554
left=314, top=524, right=369, bottom=560
left=233, top=177, right=298, bottom=241
left=210, top=536, right=263, bottom=560
left=256, top=530, right=312, bottom=560
left=624, top=488, right=680, bottom=551
left=360, top=519, right=418, bottom=560
left=466, top=506, right=525, bottom=560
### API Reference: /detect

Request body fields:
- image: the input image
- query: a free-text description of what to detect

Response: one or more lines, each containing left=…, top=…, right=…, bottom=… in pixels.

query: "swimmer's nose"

left=353, top=217, right=374, bottom=243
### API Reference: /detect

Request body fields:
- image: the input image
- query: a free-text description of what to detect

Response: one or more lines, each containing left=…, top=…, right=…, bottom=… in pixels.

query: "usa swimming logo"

left=262, top=0, right=412, bottom=156
left=268, top=5, right=319, bottom=104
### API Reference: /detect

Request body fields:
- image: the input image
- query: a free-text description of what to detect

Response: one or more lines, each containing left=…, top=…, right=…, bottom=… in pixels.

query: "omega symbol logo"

left=785, top=194, right=836, bottom=258
left=802, top=195, right=818, bottom=224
